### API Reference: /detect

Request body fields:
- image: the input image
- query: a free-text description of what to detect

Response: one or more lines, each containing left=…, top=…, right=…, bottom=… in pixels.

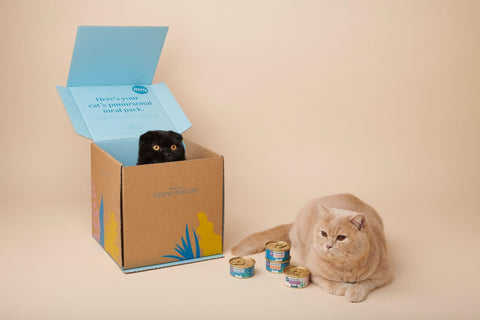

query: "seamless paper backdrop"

left=0, top=1, right=479, bottom=319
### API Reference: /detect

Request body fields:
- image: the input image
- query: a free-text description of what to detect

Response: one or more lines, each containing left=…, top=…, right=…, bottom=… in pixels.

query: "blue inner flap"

left=67, top=26, right=168, bottom=87
left=96, top=138, right=138, bottom=167
left=57, top=26, right=191, bottom=142
left=57, top=82, right=191, bottom=141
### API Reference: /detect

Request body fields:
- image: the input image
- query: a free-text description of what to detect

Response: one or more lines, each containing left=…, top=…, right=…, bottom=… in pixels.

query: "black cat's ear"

left=350, top=214, right=367, bottom=231
left=139, top=131, right=156, bottom=143
left=167, top=130, right=183, bottom=141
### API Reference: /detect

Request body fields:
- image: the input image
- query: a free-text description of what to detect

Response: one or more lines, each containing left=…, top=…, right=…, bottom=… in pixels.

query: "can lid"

left=265, top=240, right=291, bottom=251
left=283, top=266, right=311, bottom=278
left=229, top=257, right=255, bottom=268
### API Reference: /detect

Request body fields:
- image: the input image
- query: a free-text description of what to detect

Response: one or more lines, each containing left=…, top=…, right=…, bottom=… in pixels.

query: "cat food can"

left=283, top=266, right=311, bottom=288
left=266, top=257, right=291, bottom=274
left=265, top=241, right=291, bottom=262
left=229, top=257, right=255, bottom=279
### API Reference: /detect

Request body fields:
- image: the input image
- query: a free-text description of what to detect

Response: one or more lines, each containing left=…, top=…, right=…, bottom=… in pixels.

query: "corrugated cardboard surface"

left=121, top=143, right=224, bottom=269
left=90, top=143, right=123, bottom=266
left=184, top=139, right=219, bottom=160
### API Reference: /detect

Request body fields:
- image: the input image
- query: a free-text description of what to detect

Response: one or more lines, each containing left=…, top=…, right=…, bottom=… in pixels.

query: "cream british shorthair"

left=231, top=194, right=392, bottom=302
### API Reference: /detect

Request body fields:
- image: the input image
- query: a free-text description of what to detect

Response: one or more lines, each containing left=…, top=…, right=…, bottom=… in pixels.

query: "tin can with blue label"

left=283, top=266, right=311, bottom=288
left=265, top=241, right=291, bottom=262
left=266, top=257, right=291, bottom=274
left=229, top=257, right=255, bottom=279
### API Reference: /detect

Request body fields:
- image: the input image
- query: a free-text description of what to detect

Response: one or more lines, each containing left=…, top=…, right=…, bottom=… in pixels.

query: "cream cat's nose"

left=326, top=244, right=333, bottom=249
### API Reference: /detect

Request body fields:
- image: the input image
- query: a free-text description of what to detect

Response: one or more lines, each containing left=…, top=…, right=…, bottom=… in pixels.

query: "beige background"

left=1, top=0, right=479, bottom=319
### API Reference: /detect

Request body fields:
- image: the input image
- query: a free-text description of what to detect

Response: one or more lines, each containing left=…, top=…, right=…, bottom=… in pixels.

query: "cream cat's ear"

left=317, top=204, right=331, bottom=216
left=349, top=214, right=367, bottom=231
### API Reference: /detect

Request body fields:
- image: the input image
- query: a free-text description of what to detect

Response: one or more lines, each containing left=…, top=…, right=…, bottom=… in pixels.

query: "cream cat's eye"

left=337, top=235, right=347, bottom=241
left=170, top=144, right=177, bottom=151
left=321, top=231, right=328, bottom=238
left=152, top=145, right=160, bottom=151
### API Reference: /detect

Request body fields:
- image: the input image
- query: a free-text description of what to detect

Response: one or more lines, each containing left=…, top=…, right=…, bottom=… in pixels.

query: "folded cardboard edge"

left=56, top=82, right=192, bottom=141
left=57, top=85, right=92, bottom=139
left=151, top=82, right=192, bottom=133
left=92, top=138, right=221, bottom=168
left=92, top=141, right=124, bottom=167
left=184, top=139, right=221, bottom=160
left=122, top=254, right=224, bottom=273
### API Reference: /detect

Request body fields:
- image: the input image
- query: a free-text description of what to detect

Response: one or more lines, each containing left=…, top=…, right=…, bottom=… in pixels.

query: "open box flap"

left=56, top=26, right=191, bottom=141
left=67, top=26, right=167, bottom=87
left=57, top=82, right=191, bottom=141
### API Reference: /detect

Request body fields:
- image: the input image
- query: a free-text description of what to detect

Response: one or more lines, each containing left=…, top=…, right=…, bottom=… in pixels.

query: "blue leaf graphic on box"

left=99, top=195, right=105, bottom=247
left=163, top=224, right=201, bottom=261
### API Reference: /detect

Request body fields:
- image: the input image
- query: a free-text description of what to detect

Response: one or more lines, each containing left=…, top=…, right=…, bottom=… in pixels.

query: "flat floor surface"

left=0, top=201, right=478, bottom=319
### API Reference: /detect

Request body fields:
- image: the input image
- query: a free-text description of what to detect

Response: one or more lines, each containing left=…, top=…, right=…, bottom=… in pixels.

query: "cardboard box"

left=56, top=26, right=224, bottom=273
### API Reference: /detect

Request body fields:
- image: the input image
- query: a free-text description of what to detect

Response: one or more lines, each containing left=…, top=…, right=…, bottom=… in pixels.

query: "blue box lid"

left=56, top=26, right=191, bottom=141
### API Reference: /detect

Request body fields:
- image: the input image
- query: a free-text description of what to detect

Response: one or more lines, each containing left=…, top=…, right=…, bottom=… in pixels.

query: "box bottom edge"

left=122, top=254, right=224, bottom=273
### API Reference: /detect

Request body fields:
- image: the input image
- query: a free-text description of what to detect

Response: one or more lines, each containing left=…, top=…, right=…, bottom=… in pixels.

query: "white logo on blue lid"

left=132, top=86, right=149, bottom=94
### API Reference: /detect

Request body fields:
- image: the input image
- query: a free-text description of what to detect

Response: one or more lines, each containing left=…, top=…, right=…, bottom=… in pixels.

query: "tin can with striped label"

left=283, top=266, right=311, bottom=288
left=265, top=241, right=291, bottom=262
left=266, top=257, right=291, bottom=274
left=229, top=257, right=255, bottom=279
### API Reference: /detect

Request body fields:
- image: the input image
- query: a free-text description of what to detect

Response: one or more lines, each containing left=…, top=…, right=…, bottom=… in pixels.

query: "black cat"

left=137, top=130, right=186, bottom=165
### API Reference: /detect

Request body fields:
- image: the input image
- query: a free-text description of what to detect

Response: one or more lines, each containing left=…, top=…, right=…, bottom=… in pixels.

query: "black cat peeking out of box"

left=137, top=130, right=186, bottom=165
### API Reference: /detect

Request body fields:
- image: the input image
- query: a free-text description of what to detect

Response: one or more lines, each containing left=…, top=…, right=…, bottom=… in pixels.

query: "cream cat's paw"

left=345, top=284, right=368, bottom=303
left=312, top=276, right=352, bottom=296
left=332, top=282, right=353, bottom=296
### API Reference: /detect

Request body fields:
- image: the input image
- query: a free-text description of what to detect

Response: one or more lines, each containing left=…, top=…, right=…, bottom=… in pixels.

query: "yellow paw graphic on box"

left=196, top=212, right=222, bottom=256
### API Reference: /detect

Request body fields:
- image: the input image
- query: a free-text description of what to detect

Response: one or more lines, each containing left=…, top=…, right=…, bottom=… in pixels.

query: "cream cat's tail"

left=231, top=224, right=293, bottom=256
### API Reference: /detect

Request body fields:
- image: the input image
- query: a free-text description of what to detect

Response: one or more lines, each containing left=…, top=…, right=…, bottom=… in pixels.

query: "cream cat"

left=231, top=194, right=392, bottom=302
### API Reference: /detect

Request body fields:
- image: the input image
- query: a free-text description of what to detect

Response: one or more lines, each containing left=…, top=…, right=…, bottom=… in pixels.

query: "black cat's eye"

left=152, top=145, right=161, bottom=151
left=170, top=144, right=177, bottom=151
left=321, top=231, right=327, bottom=238
left=337, top=235, right=347, bottom=241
